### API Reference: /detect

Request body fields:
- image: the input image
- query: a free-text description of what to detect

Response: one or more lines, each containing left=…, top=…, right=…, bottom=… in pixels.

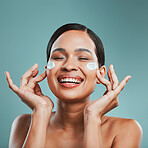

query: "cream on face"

left=47, top=61, right=97, bottom=71
left=87, top=62, right=97, bottom=70
left=47, top=60, right=55, bottom=69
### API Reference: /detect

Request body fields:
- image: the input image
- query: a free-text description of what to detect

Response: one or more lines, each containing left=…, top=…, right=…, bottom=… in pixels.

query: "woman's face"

left=46, top=30, right=101, bottom=102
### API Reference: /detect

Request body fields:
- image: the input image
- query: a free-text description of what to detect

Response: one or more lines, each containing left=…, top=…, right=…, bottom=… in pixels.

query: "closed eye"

left=52, top=57, right=65, bottom=60
left=78, top=58, right=90, bottom=60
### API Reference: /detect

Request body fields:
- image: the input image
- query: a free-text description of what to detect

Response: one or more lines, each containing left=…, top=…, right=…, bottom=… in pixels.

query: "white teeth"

left=72, top=78, right=76, bottom=82
left=59, top=78, right=81, bottom=83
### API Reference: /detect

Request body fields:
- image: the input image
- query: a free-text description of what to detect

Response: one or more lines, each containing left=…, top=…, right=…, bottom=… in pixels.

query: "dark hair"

left=46, top=23, right=105, bottom=68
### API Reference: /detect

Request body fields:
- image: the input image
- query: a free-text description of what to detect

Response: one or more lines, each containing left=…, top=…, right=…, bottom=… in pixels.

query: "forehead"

left=51, top=30, right=96, bottom=53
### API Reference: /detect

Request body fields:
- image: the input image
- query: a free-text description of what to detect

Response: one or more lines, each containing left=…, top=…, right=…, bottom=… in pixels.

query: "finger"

left=20, top=64, right=38, bottom=87
left=27, top=71, right=47, bottom=88
left=17, top=88, right=38, bottom=108
left=20, top=69, right=39, bottom=87
left=32, top=69, right=39, bottom=77
left=5, top=71, right=19, bottom=93
left=107, top=70, right=113, bottom=90
left=34, top=84, right=43, bottom=96
left=93, top=90, right=119, bottom=112
left=109, top=65, right=119, bottom=89
left=107, top=70, right=111, bottom=82
left=114, top=75, right=131, bottom=96
left=101, top=97, right=119, bottom=116
left=93, top=76, right=131, bottom=113
left=100, top=75, right=130, bottom=103
left=34, top=71, right=47, bottom=82
left=96, top=70, right=112, bottom=91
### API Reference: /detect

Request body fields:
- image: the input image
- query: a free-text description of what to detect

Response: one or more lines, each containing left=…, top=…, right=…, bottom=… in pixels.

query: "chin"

left=51, top=88, right=94, bottom=103
left=56, top=95, right=90, bottom=103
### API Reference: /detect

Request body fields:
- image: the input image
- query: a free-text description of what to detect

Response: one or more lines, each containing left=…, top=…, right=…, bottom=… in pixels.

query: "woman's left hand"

left=84, top=64, right=131, bottom=121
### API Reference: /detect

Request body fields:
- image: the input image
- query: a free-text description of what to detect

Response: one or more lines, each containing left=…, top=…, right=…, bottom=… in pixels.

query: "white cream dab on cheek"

left=87, top=62, right=97, bottom=70
left=47, top=61, right=55, bottom=69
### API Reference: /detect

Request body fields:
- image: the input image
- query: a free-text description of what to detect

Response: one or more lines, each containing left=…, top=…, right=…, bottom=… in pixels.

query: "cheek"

left=47, top=61, right=55, bottom=69
left=46, top=68, right=58, bottom=92
left=80, top=62, right=98, bottom=72
left=81, top=62, right=97, bottom=76
left=46, top=61, right=64, bottom=94
left=87, top=62, right=98, bottom=70
left=82, top=64, right=97, bottom=89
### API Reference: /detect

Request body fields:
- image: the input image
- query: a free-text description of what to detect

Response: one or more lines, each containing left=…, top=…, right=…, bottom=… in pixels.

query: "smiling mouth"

left=57, top=76, right=84, bottom=88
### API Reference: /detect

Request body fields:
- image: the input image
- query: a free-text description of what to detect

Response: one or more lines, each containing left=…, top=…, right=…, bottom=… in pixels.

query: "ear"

left=96, top=65, right=106, bottom=84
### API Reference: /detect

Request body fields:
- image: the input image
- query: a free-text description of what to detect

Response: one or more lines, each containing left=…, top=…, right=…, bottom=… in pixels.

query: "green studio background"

left=0, top=0, right=148, bottom=147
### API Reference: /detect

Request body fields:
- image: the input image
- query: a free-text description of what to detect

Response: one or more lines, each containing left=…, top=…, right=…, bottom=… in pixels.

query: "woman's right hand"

left=5, top=64, right=54, bottom=112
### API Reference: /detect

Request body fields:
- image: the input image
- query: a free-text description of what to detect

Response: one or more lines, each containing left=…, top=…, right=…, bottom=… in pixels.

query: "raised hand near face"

left=5, top=64, right=54, bottom=112
left=84, top=64, right=131, bottom=121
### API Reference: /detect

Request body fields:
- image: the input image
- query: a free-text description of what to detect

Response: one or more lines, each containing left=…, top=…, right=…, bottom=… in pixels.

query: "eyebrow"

left=52, top=48, right=92, bottom=54
left=52, top=48, right=65, bottom=53
left=75, top=48, right=92, bottom=54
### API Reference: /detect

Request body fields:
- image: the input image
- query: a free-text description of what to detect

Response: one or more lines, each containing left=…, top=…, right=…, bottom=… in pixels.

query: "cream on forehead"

left=47, top=61, right=55, bottom=69
left=87, top=62, right=97, bottom=70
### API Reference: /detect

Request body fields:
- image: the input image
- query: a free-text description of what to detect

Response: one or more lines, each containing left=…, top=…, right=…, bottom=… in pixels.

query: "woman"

left=5, top=23, right=143, bottom=148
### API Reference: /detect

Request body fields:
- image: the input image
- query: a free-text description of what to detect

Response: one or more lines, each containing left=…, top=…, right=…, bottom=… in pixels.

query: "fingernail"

left=34, top=63, right=38, bottom=67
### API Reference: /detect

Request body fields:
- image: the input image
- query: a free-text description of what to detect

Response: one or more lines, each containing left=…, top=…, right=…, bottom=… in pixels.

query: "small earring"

left=101, top=69, right=104, bottom=73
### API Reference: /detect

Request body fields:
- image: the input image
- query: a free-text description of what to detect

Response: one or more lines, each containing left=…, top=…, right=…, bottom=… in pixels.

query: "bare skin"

left=6, top=30, right=143, bottom=148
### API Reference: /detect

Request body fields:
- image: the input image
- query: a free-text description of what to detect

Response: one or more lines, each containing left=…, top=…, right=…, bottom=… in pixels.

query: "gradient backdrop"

left=0, top=0, right=148, bottom=147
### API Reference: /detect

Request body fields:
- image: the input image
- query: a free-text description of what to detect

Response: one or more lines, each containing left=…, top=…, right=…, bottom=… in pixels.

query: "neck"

left=53, top=97, right=90, bottom=133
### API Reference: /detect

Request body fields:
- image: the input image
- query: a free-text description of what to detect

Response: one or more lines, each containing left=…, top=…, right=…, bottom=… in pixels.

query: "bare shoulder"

left=104, top=116, right=143, bottom=148
left=9, top=112, right=56, bottom=147
left=11, top=113, right=31, bottom=132
left=105, top=116, right=143, bottom=133
left=13, top=113, right=31, bottom=125
left=9, top=114, right=31, bottom=148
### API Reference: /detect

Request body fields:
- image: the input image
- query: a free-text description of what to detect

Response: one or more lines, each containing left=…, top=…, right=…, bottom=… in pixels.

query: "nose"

left=61, top=57, right=78, bottom=72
